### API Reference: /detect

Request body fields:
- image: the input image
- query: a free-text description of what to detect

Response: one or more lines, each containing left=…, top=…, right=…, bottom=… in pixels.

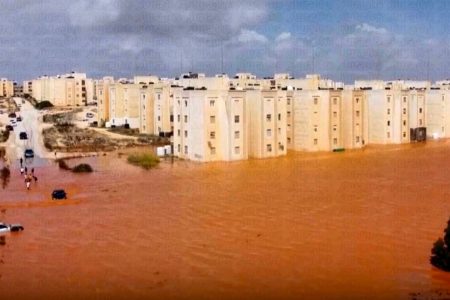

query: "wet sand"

left=2, top=142, right=450, bottom=299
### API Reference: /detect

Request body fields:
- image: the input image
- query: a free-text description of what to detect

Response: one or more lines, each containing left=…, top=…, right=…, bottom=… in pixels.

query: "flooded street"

left=2, top=142, right=450, bottom=299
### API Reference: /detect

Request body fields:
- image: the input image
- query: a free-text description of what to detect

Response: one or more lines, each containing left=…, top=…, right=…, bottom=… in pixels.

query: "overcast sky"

left=0, top=0, right=449, bottom=83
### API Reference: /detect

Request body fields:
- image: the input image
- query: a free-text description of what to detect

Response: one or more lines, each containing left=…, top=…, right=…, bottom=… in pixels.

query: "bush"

left=127, top=153, right=160, bottom=170
left=72, top=163, right=93, bottom=173
left=431, top=218, right=450, bottom=271
left=57, top=159, right=71, bottom=170
left=35, top=100, right=54, bottom=110
left=0, top=130, right=9, bottom=142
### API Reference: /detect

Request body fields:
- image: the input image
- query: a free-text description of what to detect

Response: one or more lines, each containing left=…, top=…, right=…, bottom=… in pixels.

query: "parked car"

left=86, top=112, right=94, bottom=118
left=24, top=149, right=34, bottom=158
left=52, top=189, right=67, bottom=200
left=0, top=223, right=24, bottom=234
left=8, top=112, right=16, bottom=118
left=16, top=116, right=22, bottom=122
left=5, top=125, right=13, bottom=131
left=19, top=132, right=28, bottom=140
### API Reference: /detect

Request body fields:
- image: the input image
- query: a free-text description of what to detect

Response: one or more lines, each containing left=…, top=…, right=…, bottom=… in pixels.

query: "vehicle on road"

left=16, top=116, right=22, bottom=122
left=5, top=125, right=13, bottom=131
left=19, top=132, right=28, bottom=140
left=0, top=223, right=24, bottom=234
left=8, top=112, right=16, bottom=118
left=86, top=112, right=94, bottom=118
left=52, top=189, right=67, bottom=200
left=24, top=149, right=34, bottom=158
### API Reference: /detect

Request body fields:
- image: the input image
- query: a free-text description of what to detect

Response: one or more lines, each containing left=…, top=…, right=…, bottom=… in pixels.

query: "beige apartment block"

left=273, top=74, right=344, bottom=91
left=426, top=88, right=450, bottom=139
left=366, top=88, right=410, bottom=144
left=246, top=89, right=287, bottom=158
left=138, top=85, right=155, bottom=135
left=31, top=73, right=93, bottom=106
left=173, top=88, right=249, bottom=162
left=96, top=76, right=114, bottom=126
left=342, top=89, right=368, bottom=149
left=108, top=82, right=141, bottom=128
left=175, top=73, right=230, bottom=90
left=0, top=78, right=14, bottom=97
left=23, top=80, right=33, bottom=95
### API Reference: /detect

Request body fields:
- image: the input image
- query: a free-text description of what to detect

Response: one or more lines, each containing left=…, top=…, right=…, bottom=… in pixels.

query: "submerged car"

left=52, top=189, right=67, bottom=200
left=19, top=132, right=28, bottom=140
left=0, top=223, right=24, bottom=234
left=24, top=149, right=34, bottom=158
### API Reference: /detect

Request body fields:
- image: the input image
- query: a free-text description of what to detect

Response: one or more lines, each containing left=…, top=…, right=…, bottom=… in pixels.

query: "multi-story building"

left=426, top=87, right=450, bottom=139
left=107, top=82, right=141, bottom=128
left=0, top=78, right=14, bottom=97
left=31, top=72, right=94, bottom=106
left=96, top=76, right=114, bottom=126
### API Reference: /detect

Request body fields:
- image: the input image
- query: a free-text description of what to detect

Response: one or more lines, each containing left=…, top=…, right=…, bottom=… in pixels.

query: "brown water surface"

left=2, top=143, right=450, bottom=299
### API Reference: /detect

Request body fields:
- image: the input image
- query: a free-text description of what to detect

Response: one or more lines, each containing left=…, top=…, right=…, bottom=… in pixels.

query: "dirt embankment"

left=43, top=124, right=142, bottom=152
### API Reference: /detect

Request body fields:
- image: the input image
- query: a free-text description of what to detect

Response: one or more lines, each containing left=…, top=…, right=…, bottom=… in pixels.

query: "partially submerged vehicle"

left=0, top=223, right=24, bottom=234
left=52, top=189, right=67, bottom=200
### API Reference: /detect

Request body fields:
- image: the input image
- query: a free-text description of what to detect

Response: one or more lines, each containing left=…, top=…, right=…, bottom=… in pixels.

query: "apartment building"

left=31, top=73, right=93, bottom=106
left=96, top=76, right=114, bottom=126
left=173, top=88, right=248, bottom=162
left=23, top=80, right=33, bottom=95
left=426, top=87, right=450, bottom=139
left=246, top=89, right=287, bottom=158
left=108, top=82, right=141, bottom=128
left=0, top=78, right=14, bottom=97
left=138, top=83, right=172, bottom=136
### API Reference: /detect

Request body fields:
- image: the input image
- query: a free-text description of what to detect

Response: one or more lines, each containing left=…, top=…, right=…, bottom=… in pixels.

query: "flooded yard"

left=2, top=142, right=450, bottom=299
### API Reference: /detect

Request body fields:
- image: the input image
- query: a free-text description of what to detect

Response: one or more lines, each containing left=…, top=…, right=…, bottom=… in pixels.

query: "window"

left=387, top=132, right=390, bottom=138
left=387, top=121, right=390, bottom=126
left=387, top=97, right=391, bottom=103
left=158, top=116, right=161, bottom=121
left=234, top=131, right=240, bottom=139
left=234, top=115, right=240, bottom=123
left=403, top=132, right=406, bottom=138
left=313, top=139, right=318, bottom=145
left=210, top=100, right=215, bottom=107
left=287, top=137, right=291, bottom=143
left=184, top=100, right=187, bottom=107
left=158, top=94, right=161, bottom=100
left=210, top=131, right=215, bottom=139
left=403, top=108, right=406, bottom=115
left=356, top=110, right=360, bottom=117
left=356, top=98, right=360, bottom=104
left=267, top=129, right=272, bottom=137
left=234, top=146, right=240, bottom=154
left=211, top=147, right=216, bottom=155
left=287, top=99, right=291, bottom=105
left=287, top=111, right=291, bottom=118
left=333, top=138, right=338, bottom=145
left=419, top=108, right=423, bottom=113
left=184, top=145, right=188, bottom=154
left=333, top=98, right=337, bottom=105
left=177, top=144, right=181, bottom=152
left=210, top=116, right=216, bottom=124
left=403, top=97, right=407, bottom=103
left=184, top=115, right=188, bottom=123
left=356, top=136, right=360, bottom=143
left=314, top=98, right=318, bottom=105
left=314, top=126, right=318, bottom=132
left=266, top=114, right=272, bottom=122
left=403, top=120, right=406, bottom=126
left=387, top=109, right=391, bottom=115
left=266, top=144, right=272, bottom=152
left=419, top=119, right=423, bottom=126
left=278, top=113, right=281, bottom=121
left=177, top=115, right=180, bottom=122
left=177, top=130, right=180, bottom=136
left=184, top=130, right=188, bottom=138
left=333, top=112, right=337, bottom=118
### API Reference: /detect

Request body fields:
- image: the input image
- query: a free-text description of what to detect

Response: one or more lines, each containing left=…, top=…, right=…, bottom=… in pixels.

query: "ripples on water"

left=2, top=143, right=450, bottom=299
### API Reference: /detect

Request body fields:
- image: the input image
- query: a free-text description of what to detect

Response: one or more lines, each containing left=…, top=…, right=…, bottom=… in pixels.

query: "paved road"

left=6, top=98, right=51, bottom=166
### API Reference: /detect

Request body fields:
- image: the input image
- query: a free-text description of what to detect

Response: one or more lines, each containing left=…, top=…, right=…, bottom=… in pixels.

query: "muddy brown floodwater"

left=2, top=142, right=450, bottom=300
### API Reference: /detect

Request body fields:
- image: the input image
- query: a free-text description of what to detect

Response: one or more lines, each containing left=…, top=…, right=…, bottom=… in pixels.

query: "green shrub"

left=127, top=153, right=160, bottom=170
left=72, top=163, right=93, bottom=173
left=35, top=100, right=54, bottom=110
left=431, top=218, right=450, bottom=271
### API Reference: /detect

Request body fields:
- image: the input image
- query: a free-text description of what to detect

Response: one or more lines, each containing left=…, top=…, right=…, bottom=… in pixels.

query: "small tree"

left=431, top=218, right=450, bottom=271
